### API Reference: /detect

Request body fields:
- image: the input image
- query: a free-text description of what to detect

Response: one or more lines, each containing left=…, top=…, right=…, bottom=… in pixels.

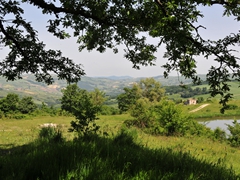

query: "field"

left=182, top=99, right=240, bottom=120
left=0, top=115, right=132, bottom=146
left=1, top=93, right=240, bottom=179
left=1, top=112, right=240, bottom=179
left=167, top=81, right=240, bottom=100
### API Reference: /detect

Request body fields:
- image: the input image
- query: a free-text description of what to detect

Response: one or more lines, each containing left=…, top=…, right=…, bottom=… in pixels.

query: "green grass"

left=1, top=114, right=240, bottom=179
left=168, top=81, right=240, bottom=102
left=0, top=115, right=131, bottom=148
left=182, top=100, right=240, bottom=119
left=0, top=116, right=75, bottom=147
left=0, top=128, right=239, bottom=180
left=138, top=132, right=240, bottom=173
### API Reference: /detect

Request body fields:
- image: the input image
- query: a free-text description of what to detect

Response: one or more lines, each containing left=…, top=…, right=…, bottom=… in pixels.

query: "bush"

left=128, top=99, right=213, bottom=137
left=154, top=100, right=192, bottom=136
left=100, top=105, right=119, bottom=115
left=61, top=84, right=100, bottom=136
left=212, top=127, right=227, bottom=142
left=56, top=109, right=73, bottom=116
left=227, top=120, right=240, bottom=147
left=174, top=99, right=183, bottom=104
left=18, top=96, right=38, bottom=114
left=225, top=104, right=238, bottom=110
left=130, top=98, right=154, bottom=128
left=197, top=97, right=204, bottom=103
left=150, top=124, right=165, bottom=135
left=186, top=120, right=212, bottom=137
left=12, top=113, right=27, bottom=119
left=0, top=110, right=5, bottom=119
left=113, top=128, right=138, bottom=147
left=39, top=126, right=63, bottom=143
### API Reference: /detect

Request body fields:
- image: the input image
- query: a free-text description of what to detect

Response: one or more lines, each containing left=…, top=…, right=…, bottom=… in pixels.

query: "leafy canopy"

left=117, top=78, right=165, bottom=112
left=61, top=84, right=104, bottom=135
left=0, top=0, right=240, bottom=111
left=0, top=93, right=19, bottom=113
left=0, top=93, right=37, bottom=114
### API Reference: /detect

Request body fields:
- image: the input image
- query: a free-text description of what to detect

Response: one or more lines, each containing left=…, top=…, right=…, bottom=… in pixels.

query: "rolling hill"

left=0, top=74, right=208, bottom=107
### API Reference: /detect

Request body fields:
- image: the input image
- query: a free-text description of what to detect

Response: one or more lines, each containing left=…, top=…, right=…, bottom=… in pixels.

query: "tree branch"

left=154, top=0, right=230, bottom=65
left=0, top=20, right=28, bottom=60
left=209, top=0, right=240, bottom=6
left=27, top=0, right=114, bottom=26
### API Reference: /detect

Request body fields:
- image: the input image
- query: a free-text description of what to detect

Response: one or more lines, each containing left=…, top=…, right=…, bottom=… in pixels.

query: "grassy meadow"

left=168, top=81, right=240, bottom=103
left=1, top=109, right=240, bottom=179
left=182, top=99, right=240, bottom=120
left=1, top=75, right=240, bottom=179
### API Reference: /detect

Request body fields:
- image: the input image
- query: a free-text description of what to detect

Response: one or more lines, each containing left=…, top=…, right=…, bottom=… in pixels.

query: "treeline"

left=61, top=78, right=238, bottom=145
left=3, top=79, right=240, bottom=148
left=115, top=78, right=240, bottom=147
left=165, top=85, right=209, bottom=98
left=0, top=91, right=119, bottom=120
left=0, top=93, right=68, bottom=119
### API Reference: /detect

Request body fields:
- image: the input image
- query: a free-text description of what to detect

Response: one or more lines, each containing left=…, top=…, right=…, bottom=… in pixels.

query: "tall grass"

left=0, top=129, right=239, bottom=180
left=1, top=115, right=240, bottom=179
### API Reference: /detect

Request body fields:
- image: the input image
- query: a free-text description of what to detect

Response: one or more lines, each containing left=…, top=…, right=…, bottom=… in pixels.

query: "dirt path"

left=189, top=104, right=209, bottom=113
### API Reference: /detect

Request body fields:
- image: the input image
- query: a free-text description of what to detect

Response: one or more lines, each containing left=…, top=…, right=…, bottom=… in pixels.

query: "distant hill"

left=93, top=76, right=133, bottom=80
left=0, top=74, right=207, bottom=107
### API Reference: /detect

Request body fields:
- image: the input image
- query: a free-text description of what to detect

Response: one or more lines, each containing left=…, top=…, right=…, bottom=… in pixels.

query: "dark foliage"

left=1, top=0, right=239, bottom=112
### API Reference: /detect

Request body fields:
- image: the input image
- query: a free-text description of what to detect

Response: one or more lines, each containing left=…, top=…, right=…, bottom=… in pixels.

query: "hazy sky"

left=1, top=3, right=239, bottom=77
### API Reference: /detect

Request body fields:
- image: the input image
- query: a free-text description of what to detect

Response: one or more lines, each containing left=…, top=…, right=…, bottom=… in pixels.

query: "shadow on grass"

left=0, top=131, right=239, bottom=180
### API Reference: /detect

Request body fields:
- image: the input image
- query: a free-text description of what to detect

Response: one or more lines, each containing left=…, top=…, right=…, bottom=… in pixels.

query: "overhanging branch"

left=0, top=20, right=28, bottom=59
left=27, top=0, right=114, bottom=26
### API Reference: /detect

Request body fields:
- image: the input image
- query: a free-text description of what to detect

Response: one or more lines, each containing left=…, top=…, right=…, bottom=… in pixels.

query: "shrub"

left=38, top=126, right=63, bottom=143
left=150, top=125, right=165, bottom=135
left=128, top=98, right=213, bottom=137
left=0, top=110, right=5, bottom=119
left=225, top=104, right=238, bottom=110
left=57, top=109, right=73, bottom=116
left=154, top=100, right=192, bottom=136
left=130, top=98, right=154, bottom=128
left=227, top=120, right=240, bottom=147
left=18, top=96, right=38, bottom=114
left=61, top=84, right=100, bottom=136
left=113, top=128, right=138, bottom=147
left=100, top=105, right=119, bottom=115
left=197, top=97, right=204, bottom=103
left=186, top=120, right=212, bottom=137
left=12, top=113, right=27, bottom=120
left=212, top=127, right=227, bottom=142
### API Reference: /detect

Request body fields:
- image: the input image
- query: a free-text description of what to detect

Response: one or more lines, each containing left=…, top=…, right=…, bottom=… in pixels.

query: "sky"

left=1, top=2, right=239, bottom=78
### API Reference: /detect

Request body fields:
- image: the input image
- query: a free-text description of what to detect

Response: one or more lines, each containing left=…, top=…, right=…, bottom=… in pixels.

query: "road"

left=189, top=104, right=209, bottom=113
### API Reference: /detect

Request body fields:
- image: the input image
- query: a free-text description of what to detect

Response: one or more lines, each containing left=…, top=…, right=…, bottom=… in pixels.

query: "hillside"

left=0, top=74, right=206, bottom=106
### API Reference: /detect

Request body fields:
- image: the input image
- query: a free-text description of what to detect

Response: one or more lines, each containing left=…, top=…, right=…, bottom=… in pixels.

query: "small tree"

left=197, top=97, right=204, bottom=103
left=213, top=127, right=226, bottom=142
left=154, top=100, right=191, bottom=136
left=139, top=78, right=165, bottom=102
left=227, top=120, right=240, bottom=147
left=130, top=98, right=153, bottom=128
left=89, top=88, right=106, bottom=113
left=117, top=78, right=165, bottom=112
left=18, top=96, right=37, bottom=114
left=0, top=93, right=19, bottom=114
left=117, top=85, right=142, bottom=113
left=61, top=84, right=100, bottom=136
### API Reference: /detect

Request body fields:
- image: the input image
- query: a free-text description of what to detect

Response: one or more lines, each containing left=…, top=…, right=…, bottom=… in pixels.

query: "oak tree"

left=18, top=96, right=37, bottom=114
left=0, top=93, right=19, bottom=113
left=61, top=84, right=100, bottom=135
left=117, top=84, right=142, bottom=113
left=1, top=0, right=240, bottom=111
left=117, top=78, right=165, bottom=112
left=89, top=88, right=106, bottom=111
